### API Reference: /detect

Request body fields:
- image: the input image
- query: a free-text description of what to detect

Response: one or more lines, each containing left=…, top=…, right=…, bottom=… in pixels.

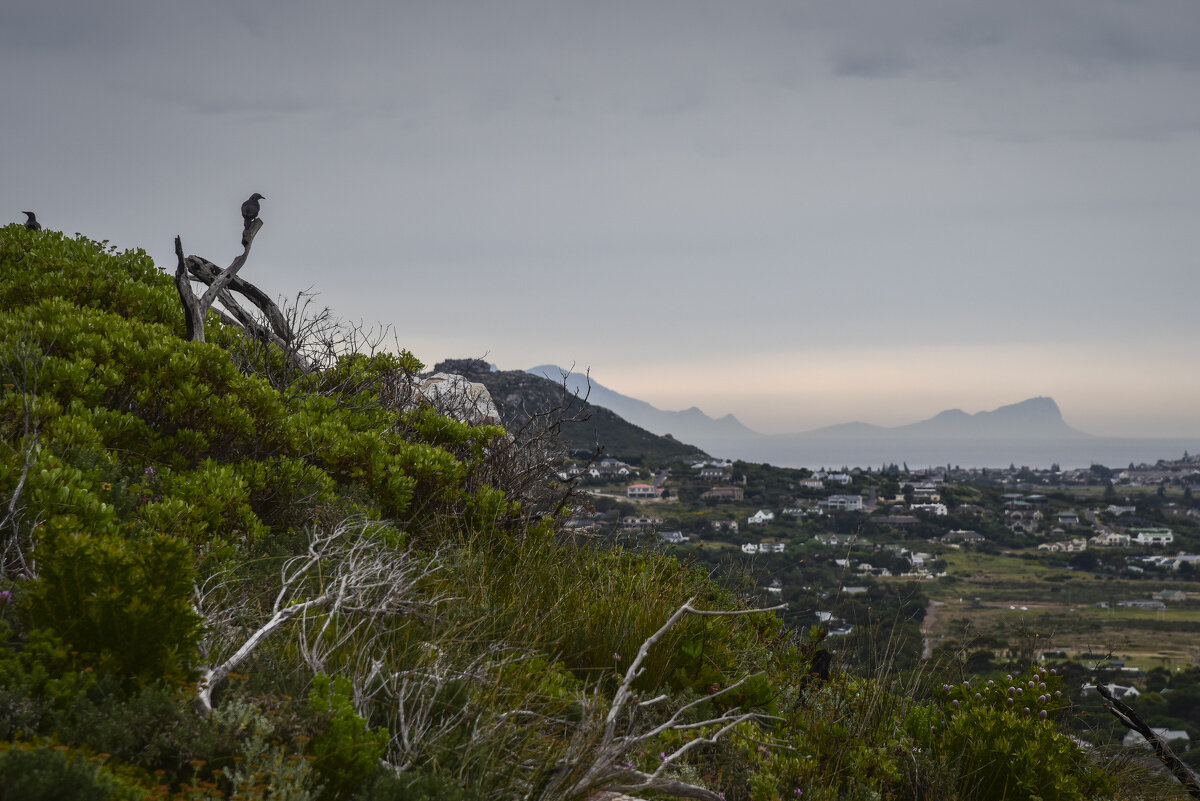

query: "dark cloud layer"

left=4, top=1, right=1199, bottom=434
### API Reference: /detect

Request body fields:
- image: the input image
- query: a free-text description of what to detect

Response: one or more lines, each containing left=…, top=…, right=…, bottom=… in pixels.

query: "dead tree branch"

left=173, top=214, right=315, bottom=376
left=1097, top=681, right=1200, bottom=799
left=184, top=255, right=292, bottom=343
left=174, top=217, right=262, bottom=343
left=544, top=597, right=787, bottom=801
left=193, top=519, right=439, bottom=714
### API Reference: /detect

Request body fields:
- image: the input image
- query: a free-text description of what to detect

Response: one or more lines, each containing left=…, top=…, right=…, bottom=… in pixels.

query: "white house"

left=819, top=494, right=864, bottom=512
left=910, top=503, right=948, bottom=516
left=627, top=483, right=663, bottom=499
left=1038, top=538, right=1088, bottom=553
left=1133, top=528, right=1174, bottom=546
left=747, top=509, right=775, bottom=525
left=1123, top=728, right=1188, bottom=748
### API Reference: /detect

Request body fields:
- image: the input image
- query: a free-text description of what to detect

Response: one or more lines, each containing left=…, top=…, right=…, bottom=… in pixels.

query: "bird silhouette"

left=22, top=211, right=41, bottom=231
left=241, top=193, right=265, bottom=227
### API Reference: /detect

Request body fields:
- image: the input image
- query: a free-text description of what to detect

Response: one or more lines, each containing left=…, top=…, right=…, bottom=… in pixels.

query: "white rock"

left=405, top=372, right=502, bottom=427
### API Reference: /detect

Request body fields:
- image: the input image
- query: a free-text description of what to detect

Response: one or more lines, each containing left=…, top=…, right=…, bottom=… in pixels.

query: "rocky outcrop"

left=383, top=369, right=502, bottom=427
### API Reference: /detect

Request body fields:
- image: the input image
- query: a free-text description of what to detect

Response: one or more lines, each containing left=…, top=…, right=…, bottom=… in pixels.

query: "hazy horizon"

left=6, top=2, right=1199, bottom=440
left=510, top=357, right=1197, bottom=439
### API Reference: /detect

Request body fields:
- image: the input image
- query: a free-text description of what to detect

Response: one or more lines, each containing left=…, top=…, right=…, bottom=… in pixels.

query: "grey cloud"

left=4, top=0, right=1200, bottom=437
left=829, top=47, right=912, bottom=78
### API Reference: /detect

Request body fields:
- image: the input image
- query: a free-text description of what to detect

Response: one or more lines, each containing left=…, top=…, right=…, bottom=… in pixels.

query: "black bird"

left=22, top=211, right=41, bottom=231
left=241, top=193, right=265, bottom=226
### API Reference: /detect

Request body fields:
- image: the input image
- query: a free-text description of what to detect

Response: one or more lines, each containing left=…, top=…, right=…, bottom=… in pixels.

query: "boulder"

left=392, top=371, right=503, bottom=427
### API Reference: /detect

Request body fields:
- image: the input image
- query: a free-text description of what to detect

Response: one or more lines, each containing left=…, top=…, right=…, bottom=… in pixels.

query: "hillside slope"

left=0, top=223, right=1152, bottom=801
left=436, top=359, right=708, bottom=464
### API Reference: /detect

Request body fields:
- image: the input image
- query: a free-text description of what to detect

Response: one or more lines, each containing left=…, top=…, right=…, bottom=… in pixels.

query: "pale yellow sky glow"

left=587, top=342, right=1200, bottom=438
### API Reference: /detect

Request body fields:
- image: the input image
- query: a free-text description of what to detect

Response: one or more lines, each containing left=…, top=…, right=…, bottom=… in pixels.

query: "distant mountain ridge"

left=526, top=365, right=758, bottom=454
left=800, top=397, right=1089, bottom=440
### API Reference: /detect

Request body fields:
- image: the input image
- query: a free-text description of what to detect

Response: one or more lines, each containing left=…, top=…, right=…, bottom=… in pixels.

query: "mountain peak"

left=524, top=365, right=760, bottom=452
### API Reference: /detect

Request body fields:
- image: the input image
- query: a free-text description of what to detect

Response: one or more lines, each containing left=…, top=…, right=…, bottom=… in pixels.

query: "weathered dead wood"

left=174, top=217, right=263, bottom=343
left=1097, top=681, right=1200, bottom=799
left=545, top=598, right=788, bottom=801
left=172, top=215, right=312, bottom=373
left=184, top=255, right=293, bottom=343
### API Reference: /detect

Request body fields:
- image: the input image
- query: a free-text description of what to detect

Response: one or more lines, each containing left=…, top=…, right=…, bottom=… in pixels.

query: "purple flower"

left=144, top=466, right=155, bottom=476
left=613, top=652, right=621, bottom=661
left=0, top=590, right=10, bottom=604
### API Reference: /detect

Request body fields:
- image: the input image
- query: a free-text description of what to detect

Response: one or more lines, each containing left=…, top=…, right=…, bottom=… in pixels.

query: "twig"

left=1097, top=681, right=1200, bottom=799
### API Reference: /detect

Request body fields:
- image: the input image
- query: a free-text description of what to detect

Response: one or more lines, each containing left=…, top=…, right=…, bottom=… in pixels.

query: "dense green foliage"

left=0, top=223, right=1179, bottom=799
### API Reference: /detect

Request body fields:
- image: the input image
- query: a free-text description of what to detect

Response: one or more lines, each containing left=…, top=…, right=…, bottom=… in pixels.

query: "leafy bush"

left=306, top=675, right=388, bottom=800
left=20, top=524, right=200, bottom=680
left=910, top=666, right=1113, bottom=800
left=0, top=741, right=150, bottom=801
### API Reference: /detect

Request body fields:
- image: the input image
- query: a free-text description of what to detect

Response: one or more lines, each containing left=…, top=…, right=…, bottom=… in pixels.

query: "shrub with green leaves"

left=910, top=666, right=1113, bottom=801
left=306, top=674, right=389, bottom=801
left=20, top=524, right=200, bottom=681
left=0, top=741, right=151, bottom=801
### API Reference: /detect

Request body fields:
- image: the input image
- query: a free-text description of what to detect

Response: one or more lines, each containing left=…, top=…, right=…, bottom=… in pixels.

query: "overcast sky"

left=5, top=1, right=1199, bottom=437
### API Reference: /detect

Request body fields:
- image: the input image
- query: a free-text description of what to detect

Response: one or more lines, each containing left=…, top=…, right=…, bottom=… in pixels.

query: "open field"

left=917, top=549, right=1200, bottom=669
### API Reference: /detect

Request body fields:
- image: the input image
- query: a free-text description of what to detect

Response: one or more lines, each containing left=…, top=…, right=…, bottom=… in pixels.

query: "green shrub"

left=20, top=525, right=200, bottom=680
left=306, top=675, right=389, bottom=800
left=0, top=741, right=150, bottom=801
left=911, top=666, right=1113, bottom=801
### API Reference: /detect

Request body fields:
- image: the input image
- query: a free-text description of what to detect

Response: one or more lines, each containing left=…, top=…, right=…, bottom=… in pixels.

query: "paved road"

left=922, top=600, right=944, bottom=659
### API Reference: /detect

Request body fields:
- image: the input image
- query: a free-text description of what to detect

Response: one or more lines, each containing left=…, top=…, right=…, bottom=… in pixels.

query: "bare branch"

left=173, top=216, right=270, bottom=345
left=194, top=519, right=439, bottom=714
left=544, top=598, right=787, bottom=801
left=1097, top=681, right=1200, bottom=799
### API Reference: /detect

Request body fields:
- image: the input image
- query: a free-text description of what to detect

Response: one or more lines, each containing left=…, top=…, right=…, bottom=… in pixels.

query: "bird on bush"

left=22, top=211, right=41, bottom=231
left=241, top=193, right=265, bottom=226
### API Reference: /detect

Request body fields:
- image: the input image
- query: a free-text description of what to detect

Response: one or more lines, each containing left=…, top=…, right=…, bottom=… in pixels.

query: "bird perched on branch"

left=241, top=193, right=265, bottom=227
left=22, top=211, right=41, bottom=231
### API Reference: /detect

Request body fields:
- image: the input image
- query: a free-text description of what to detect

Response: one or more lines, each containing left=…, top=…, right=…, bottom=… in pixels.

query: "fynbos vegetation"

left=0, top=221, right=1188, bottom=800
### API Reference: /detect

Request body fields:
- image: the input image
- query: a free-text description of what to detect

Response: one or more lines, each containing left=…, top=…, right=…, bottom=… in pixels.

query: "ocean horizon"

left=696, top=435, right=1200, bottom=471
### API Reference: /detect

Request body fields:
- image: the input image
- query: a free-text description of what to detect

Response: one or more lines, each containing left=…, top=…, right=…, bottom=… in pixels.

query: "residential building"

left=622, top=515, right=662, bottom=529
left=747, top=509, right=775, bottom=525
left=701, top=486, right=744, bottom=502
left=818, top=494, right=864, bottom=512
left=740, top=542, right=786, bottom=554
left=1132, top=528, right=1174, bottom=546
left=1118, top=599, right=1167, bottom=611
left=1038, top=538, right=1088, bottom=553
left=1081, top=683, right=1140, bottom=700
left=939, top=530, right=985, bottom=544
left=1123, top=729, right=1188, bottom=749
left=627, top=484, right=663, bottom=499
